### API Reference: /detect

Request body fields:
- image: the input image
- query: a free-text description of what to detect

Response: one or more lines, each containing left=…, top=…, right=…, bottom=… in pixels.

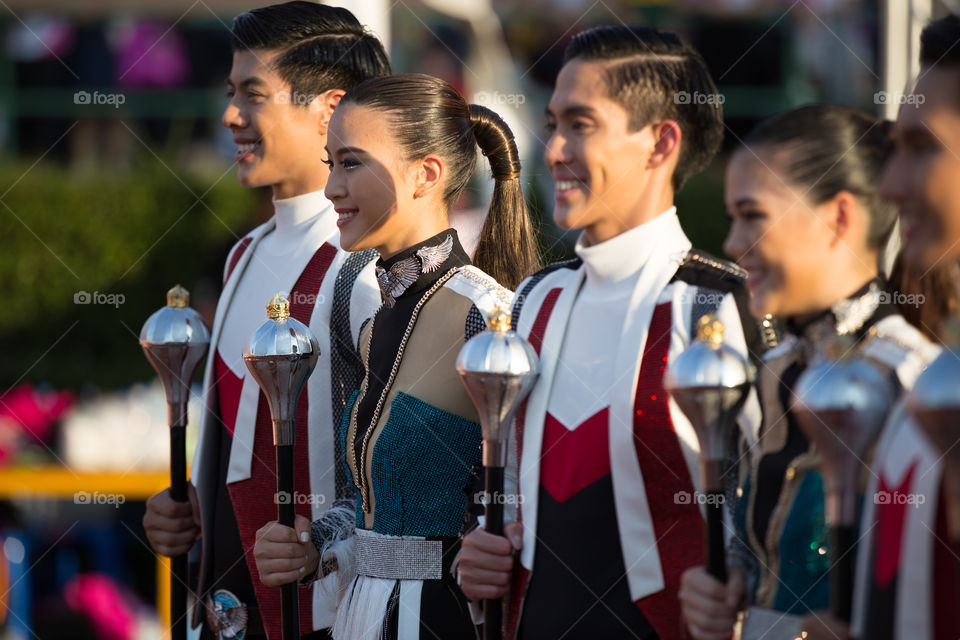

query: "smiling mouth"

left=235, top=141, right=259, bottom=161
left=554, top=179, right=583, bottom=198
left=745, top=269, right=768, bottom=291
left=336, top=209, right=358, bottom=226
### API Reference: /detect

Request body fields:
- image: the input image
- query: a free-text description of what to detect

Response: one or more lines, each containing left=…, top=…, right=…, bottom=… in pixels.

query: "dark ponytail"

left=469, top=105, right=541, bottom=289
left=339, top=73, right=541, bottom=290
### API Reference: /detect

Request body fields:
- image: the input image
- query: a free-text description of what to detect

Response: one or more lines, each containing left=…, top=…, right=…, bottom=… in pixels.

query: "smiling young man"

left=458, top=24, right=765, bottom=640
left=140, top=3, right=390, bottom=639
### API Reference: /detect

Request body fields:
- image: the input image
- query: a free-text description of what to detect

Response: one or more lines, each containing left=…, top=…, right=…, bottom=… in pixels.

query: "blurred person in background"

left=804, top=13, right=960, bottom=640
left=141, top=3, right=390, bottom=638
left=677, top=104, right=941, bottom=640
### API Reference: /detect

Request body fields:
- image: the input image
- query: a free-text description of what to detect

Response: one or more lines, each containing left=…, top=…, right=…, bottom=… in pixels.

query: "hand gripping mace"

left=140, top=285, right=210, bottom=640
left=243, top=294, right=319, bottom=640
left=456, top=308, right=539, bottom=640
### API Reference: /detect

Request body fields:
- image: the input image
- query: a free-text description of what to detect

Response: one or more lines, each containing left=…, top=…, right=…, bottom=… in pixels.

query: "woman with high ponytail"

left=304, top=73, right=538, bottom=640
left=679, top=104, right=944, bottom=640
left=469, top=104, right=542, bottom=289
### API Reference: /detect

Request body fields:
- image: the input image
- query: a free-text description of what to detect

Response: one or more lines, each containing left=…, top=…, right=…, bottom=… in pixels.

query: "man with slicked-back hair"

left=141, top=4, right=390, bottom=638
left=458, top=24, right=766, bottom=640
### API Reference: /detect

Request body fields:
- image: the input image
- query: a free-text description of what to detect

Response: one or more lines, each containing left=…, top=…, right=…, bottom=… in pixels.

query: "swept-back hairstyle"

left=231, top=1, right=391, bottom=106
left=920, top=14, right=960, bottom=69
left=563, top=24, right=724, bottom=191
left=739, top=104, right=897, bottom=255
left=339, top=73, right=541, bottom=290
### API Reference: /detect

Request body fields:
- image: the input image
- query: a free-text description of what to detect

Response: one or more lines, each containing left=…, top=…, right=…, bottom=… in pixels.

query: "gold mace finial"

left=486, top=307, right=511, bottom=333
left=166, top=284, right=190, bottom=308
left=266, top=294, right=290, bottom=320
left=696, top=313, right=725, bottom=347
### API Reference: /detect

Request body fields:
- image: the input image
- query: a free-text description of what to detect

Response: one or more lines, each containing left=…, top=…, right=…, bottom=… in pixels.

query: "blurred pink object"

left=0, top=384, right=74, bottom=442
left=114, top=19, right=188, bottom=88
left=64, top=573, right=138, bottom=640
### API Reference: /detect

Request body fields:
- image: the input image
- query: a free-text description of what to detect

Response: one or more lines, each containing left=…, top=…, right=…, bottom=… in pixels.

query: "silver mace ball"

left=242, top=294, right=319, bottom=447
left=243, top=294, right=318, bottom=640
left=456, top=307, right=539, bottom=469
left=792, top=333, right=893, bottom=622
left=906, top=319, right=960, bottom=541
left=139, top=284, right=210, bottom=640
left=792, top=335, right=893, bottom=528
left=664, top=313, right=754, bottom=581
left=456, top=306, right=538, bottom=640
left=665, top=314, right=755, bottom=485
left=140, top=284, right=210, bottom=426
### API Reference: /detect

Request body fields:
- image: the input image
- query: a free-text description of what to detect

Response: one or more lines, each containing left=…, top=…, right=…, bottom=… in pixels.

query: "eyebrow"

left=327, top=145, right=369, bottom=156
left=733, top=198, right=759, bottom=208
left=545, top=103, right=599, bottom=118
left=225, top=76, right=267, bottom=89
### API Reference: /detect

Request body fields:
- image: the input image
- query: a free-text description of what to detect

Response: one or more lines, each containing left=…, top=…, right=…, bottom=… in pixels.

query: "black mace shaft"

left=277, top=444, right=299, bottom=639
left=705, top=493, right=727, bottom=582
left=484, top=465, right=505, bottom=640
left=169, top=421, right=187, bottom=640
left=830, top=524, right=856, bottom=622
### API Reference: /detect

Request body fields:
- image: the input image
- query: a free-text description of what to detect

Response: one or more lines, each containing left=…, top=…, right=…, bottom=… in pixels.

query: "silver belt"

left=353, top=528, right=443, bottom=580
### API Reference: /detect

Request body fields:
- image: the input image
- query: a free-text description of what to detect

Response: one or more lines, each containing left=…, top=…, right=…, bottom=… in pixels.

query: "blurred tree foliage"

left=675, top=163, right=730, bottom=260
left=0, top=163, right=257, bottom=390
left=0, top=158, right=730, bottom=392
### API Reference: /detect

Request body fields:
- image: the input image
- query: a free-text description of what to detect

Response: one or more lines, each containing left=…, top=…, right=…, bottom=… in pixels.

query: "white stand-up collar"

left=265, top=191, right=332, bottom=254
left=575, top=206, right=678, bottom=288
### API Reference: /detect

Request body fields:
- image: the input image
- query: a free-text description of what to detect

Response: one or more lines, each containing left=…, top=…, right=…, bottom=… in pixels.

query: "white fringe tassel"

left=332, top=575, right=397, bottom=640
left=317, top=506, right=359, bottom=605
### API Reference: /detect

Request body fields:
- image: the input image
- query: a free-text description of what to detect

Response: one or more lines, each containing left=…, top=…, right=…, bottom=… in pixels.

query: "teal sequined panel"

left=341, top=391, right=482, bottom=537
left=340, top=390, right=361, bottom=525
left=772, top=470, right=831, bottom=614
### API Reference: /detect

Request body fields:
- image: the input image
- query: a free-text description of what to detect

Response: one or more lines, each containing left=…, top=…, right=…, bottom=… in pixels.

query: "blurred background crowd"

left=0, top=0, right=946, bottom=637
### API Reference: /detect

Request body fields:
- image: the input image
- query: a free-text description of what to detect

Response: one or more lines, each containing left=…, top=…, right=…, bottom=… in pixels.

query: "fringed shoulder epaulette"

left=670, top=249, right=747, bottom=292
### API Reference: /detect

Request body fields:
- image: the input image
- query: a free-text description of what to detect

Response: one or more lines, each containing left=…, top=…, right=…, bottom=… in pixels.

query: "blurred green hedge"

left=0, top=158, right=730, bottom=392
left=0, top=162, right=257, bottom=390
left=675, top=163, right=731, bottom=259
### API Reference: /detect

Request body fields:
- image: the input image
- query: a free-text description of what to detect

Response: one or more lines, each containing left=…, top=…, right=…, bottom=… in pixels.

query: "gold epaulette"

left=679, top=249, right=748, bottom=280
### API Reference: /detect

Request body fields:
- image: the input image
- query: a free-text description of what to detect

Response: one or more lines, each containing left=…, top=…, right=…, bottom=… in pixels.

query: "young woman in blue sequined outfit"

left=321, top=73, right=538, bottom=640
